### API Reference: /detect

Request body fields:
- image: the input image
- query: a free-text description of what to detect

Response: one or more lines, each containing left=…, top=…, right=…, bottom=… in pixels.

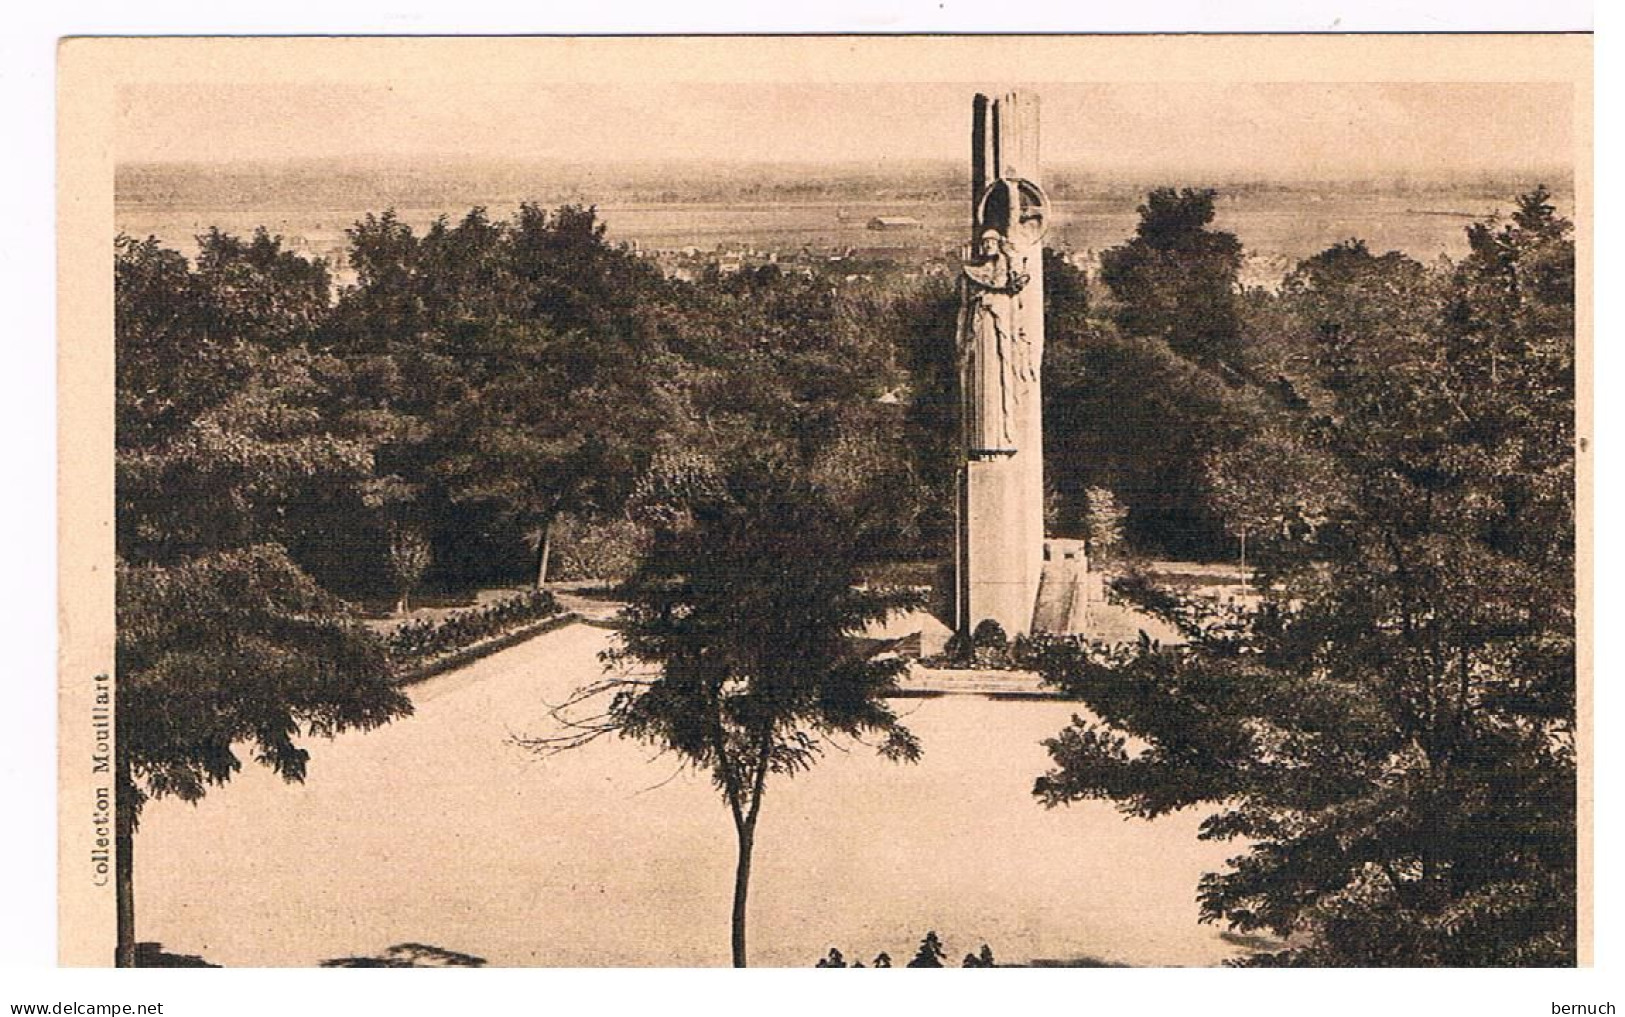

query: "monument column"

left=956, top=91, right=1048, bottom=638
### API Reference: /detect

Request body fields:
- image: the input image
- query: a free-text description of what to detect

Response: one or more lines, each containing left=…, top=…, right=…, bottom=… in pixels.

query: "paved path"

left=895, top=665, right=1051, bottom=698
left=548, top=588, right=626, bottom=625
left=137, top=620, right=1250, bottom=968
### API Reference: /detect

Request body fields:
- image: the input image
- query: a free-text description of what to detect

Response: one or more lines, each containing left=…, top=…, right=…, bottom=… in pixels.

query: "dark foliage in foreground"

left=114, top=231, right=420, bottom=967
left=1033, top=190, right=1576, bottom=966
left=815, top=933, right=995, bottom=968
left=321, top=943, right=487, bottom=968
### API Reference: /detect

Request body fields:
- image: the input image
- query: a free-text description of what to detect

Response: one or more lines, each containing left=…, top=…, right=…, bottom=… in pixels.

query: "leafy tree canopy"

left=1034, top=192, right=1576, bottom=966
left=1099, top=187, right=1246, bottom=370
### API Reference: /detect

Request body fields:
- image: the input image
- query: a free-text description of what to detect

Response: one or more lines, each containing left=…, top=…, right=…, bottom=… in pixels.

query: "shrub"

left=942, top=630, right=974, bottom=666
left=550, top=513, right=650, bottom=582
left=971, top=619, right=1009, bottom=650
left=812, top=933, right=993, bottom=969
left=971, top=619, right=1010, bottom=668
left=384, top=589, right=561, bottom=665
left=1083, top=487, right=1128, bottom=565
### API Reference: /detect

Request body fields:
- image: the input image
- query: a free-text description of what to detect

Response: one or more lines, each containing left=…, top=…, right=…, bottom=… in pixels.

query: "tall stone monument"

left=954, top=91, right=1050, bottom=638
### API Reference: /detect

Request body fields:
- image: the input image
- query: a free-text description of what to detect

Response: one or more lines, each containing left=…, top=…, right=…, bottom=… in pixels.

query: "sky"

left=116, top=80, right=1575, bottom=180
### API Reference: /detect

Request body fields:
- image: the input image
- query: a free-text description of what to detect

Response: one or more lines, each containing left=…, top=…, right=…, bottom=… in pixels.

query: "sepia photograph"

left=56, top=34, right=1591, bottom=973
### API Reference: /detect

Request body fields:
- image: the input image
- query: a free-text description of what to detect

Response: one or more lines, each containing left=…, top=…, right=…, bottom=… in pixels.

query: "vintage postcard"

left=58, top=35, right=1592, bottom=969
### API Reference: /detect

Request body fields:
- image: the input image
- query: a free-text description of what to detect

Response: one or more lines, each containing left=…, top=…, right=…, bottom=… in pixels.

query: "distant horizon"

left=115, top=152, right=1575, bottom=189
left=117, top=81, right=1575, bottom=184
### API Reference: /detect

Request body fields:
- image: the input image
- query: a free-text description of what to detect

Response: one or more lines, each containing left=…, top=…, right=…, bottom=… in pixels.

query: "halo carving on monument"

left=976, top=177, right=1049, bottom=248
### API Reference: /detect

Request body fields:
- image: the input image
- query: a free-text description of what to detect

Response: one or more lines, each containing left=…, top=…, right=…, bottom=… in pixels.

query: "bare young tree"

left=388, top=524, right=433, bottom=615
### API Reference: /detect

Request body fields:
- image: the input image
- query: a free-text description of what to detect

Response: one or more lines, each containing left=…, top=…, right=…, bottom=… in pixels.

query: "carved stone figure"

left=959, top=229, right=1032, bottom=455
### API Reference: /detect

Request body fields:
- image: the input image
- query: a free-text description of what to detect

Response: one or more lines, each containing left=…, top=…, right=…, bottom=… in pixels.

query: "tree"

left=1081, top=487, right=1128, bottom=567
left=1031, top=195, right=1576, bottom=966
left=1043, top=198, right=1269, bottom=557
left=1099, top=188, right=1245, bottom=371
left=815, top=947, right=848, bottom=968
left=433, top=320, right=682, bottom=588
left=523, top=455, right=924, bottom=966
left=387, top=524, right=433, bottom=614
left=1043, top=325, right=1265, bottom=557
left=115, top=551, right=411, bottom=964
left=890, top=278, right=964, bottom=555
left=907, top=931, right=946, bottom=968
left=1201, top=425, right=1349, bottom=582
left=1043, top=247, right=1090, bottom=337
left=329, top=200, right=950, bottom=588
left=114, top=234, right=413, bottom=965
left=330, top=204, right=686, bottom=590
left=192, top=227, right=333, bottom=351
left=962, top=944, right=996, bottom=968
left=116, top=235, right=249, bottom=448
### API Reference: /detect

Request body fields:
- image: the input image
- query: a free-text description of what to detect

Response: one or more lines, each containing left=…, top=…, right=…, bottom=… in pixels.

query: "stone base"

left=960, top=454, right=1045, bottom=637
left=860, top=608, right=956, bottom=659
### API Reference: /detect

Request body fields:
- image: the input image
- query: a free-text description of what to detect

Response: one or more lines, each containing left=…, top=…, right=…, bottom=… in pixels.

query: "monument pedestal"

left=960, top=453, right=1045, bottom=638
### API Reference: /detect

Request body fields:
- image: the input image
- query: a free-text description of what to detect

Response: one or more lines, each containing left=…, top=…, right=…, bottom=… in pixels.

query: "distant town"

left=115, top=157, right=1571, bottom=296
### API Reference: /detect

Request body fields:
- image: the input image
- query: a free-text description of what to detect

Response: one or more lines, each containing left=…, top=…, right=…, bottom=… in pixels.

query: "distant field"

left=115, top=162, right=1571, bottom=284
